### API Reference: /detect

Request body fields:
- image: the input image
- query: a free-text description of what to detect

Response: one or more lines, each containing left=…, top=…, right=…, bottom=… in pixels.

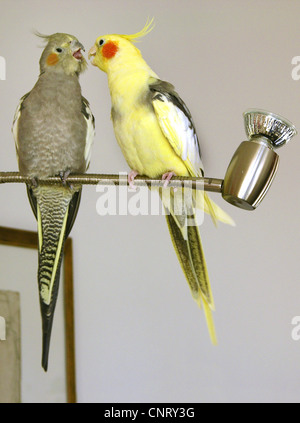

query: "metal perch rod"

left=0, top=172, right=223, bottom=193
left=1, top=111, right=296, bottom=210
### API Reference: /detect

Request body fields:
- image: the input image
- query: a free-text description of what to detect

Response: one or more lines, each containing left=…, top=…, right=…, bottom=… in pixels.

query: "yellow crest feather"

left=120, top=17, right=155, bottom=43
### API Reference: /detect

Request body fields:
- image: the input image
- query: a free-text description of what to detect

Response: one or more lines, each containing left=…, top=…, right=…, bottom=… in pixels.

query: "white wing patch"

left=12, top=96, right=25, bottom=159
left=82, top=97, right=95, bottom=170
left=152, top=92, right=203, bottom=177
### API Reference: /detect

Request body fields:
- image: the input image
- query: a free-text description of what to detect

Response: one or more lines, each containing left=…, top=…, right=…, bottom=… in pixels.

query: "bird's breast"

left=112, top=104, right=188, bottom=178
left=17, top=76, right=86, bottom=178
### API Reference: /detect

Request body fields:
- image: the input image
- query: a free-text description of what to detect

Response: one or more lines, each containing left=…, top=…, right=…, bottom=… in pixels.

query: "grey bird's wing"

left=18, top=95, right=95, bottom=238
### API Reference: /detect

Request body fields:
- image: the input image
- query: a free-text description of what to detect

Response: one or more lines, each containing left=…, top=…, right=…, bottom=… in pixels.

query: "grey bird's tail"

left=29, top=184, right=81, bottom=371
left=40, top=250, right=64, bottom=372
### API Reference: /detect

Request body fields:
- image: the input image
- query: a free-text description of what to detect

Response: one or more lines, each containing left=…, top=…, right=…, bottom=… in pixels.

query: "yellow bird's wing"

left=149, top=79, right=217, bottom=342
left=150, top=79, right=203, bottom=178
left=150, top=79, right=234, bottom=226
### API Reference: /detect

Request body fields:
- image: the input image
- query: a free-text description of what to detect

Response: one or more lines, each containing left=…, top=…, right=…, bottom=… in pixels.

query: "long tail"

left=194, top=190, right=235, bottom=227
left=161, top=188, right=217, bottom=344
left=30, top=184, right=80, bottom=371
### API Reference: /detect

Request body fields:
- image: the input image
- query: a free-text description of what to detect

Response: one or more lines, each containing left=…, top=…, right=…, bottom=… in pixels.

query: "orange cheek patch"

left=46, top=53, right=59, bottom=66
left=102, top=41, right=119, bottom=59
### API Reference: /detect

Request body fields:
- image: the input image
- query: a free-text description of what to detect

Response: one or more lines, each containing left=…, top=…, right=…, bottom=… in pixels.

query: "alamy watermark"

left=0, top=56, right=6, bottom=80
left=291, top=316, right=300, bottom=341
left=291, top=56, right=300, bottom=80
left=0, top=316, right=6, bottom=341
left=95, top=172, right=205, bottom=225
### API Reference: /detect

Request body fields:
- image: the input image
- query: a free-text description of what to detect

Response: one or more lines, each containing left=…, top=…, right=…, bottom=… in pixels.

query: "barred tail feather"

left=34, top=185, right=76, bottom=371
left=40, top=250, right=64, bottom=371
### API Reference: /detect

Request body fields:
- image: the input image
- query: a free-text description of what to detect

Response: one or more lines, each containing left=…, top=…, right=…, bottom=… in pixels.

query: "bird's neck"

left=107, top=62, right=158, bottom=108
left=36, top=71, right=82, bottom=96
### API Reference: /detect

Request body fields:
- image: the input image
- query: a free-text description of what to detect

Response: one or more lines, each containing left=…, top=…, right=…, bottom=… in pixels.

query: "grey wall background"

left=0, top=0, right=300, bottom=403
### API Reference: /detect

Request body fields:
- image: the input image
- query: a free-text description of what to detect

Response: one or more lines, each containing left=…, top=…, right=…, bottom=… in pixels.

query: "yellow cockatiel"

left=89, top=19, right=234, bottom=344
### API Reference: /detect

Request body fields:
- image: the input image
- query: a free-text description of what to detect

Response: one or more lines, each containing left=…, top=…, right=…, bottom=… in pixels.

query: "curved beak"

left=71, top=40, right=85, bottom=60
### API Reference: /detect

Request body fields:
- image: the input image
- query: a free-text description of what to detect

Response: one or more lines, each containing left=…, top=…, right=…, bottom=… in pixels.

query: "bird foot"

left=162, top=171, right=177, bottom=190
left=59, top=170, right=73, bottom=190
left=128, top=170, right=139, bottom=190
left=30, top=177, right=38, bottom=188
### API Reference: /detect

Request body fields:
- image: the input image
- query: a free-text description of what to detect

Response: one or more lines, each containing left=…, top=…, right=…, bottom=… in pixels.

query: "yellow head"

left=88, top=18, right=154, bottom=73
left=36, top=32, right=87, bottom=76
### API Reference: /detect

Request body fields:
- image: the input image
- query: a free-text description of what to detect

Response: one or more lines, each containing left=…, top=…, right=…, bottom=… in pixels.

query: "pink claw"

left=128, top=170, right=139, bottom=189
left=162, top=171, right=176, bottom=189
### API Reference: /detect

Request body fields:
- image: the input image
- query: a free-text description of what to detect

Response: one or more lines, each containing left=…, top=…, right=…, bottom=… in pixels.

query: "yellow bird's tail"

left=195, top=190, right=235, bottom=227
left=162, top=188, right=217, bottom=344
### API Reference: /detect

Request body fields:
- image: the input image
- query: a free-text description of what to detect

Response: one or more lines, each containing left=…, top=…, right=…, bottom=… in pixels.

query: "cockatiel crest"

left=88, top=18, right=155, bottom=72
left=35, top=32, right=87, bottom=75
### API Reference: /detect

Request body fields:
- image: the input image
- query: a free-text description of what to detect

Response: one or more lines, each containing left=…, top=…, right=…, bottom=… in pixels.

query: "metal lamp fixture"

left=222, top=109, right=297, bottom=210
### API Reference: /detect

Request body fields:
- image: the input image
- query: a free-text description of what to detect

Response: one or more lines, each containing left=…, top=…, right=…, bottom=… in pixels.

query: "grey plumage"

left=16, top=73, right=88, bottom=177
left=12, top=33, right=95, bottom=371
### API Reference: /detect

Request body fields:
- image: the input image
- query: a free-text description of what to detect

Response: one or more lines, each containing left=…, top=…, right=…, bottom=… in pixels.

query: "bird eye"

left=99, top=39, right=104, bottom=46
left=56, top=47, right=63, bottom=53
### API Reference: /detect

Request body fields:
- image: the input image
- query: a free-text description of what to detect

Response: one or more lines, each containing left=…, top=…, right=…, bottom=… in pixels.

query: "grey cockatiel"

left=12, top=33, right=95, bottom=371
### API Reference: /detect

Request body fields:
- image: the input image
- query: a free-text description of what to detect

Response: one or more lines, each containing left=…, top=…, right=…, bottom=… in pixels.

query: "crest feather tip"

left=122, top=17, right=155, bottom=43
left=33, top=30, right=50, bottom=40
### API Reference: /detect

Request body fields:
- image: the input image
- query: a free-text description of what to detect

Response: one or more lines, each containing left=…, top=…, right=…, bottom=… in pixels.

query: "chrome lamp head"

left=222, top=109, right=297, bottom=210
